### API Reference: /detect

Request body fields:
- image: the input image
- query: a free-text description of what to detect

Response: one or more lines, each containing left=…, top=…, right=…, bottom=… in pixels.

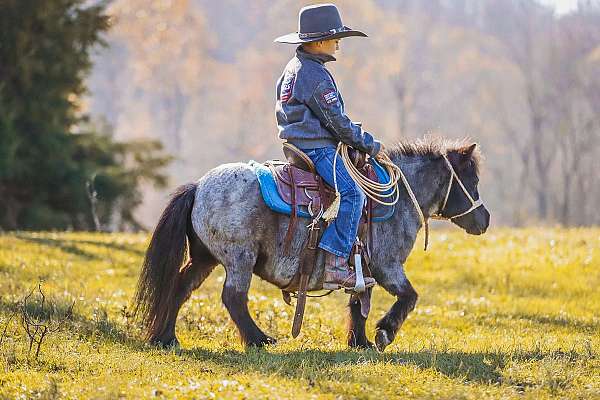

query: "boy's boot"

left=322, top=252, right=376, bottom=291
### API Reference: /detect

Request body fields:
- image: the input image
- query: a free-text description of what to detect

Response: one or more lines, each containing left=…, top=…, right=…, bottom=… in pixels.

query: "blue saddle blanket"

left=248, top=158, right=395, bottom=222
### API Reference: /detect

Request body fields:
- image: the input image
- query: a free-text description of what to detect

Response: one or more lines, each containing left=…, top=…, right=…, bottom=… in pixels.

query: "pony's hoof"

left=348, top=334, right=375, bottom=350
left=263, top=336, right=277, bottom=345
left=351, top=340, right=375, bottom=350
left=246, top=335, right=277, bottom=348
left=263, top=335, right=277, bottom=346
left=151, top=336, right=180, bottom=350
left=375, top=329, right=391, bottom=352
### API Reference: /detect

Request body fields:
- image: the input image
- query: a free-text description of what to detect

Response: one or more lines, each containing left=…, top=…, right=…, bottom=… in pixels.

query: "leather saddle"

left=265, top=142, right=378, bottom=255
left=264, top=142, right=378, bottom=337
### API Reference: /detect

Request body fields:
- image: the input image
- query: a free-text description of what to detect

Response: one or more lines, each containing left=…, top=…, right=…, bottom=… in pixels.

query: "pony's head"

left=437, top=143, right=490, bottom=235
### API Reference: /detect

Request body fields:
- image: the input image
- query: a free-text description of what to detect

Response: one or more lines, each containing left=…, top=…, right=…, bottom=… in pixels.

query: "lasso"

left=322, top=142, right=427, bottom=243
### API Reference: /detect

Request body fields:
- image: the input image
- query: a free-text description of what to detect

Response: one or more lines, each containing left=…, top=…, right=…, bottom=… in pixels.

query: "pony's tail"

left=133, top=183, right=197, bottom=340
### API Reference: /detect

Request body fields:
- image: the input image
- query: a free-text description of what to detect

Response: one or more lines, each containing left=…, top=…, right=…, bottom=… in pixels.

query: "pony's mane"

left=386, top=136, right=482, bottom=173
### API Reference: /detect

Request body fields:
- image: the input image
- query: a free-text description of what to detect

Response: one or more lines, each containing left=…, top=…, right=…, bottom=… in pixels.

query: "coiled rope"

left=322, top=142, right=429, bottom=250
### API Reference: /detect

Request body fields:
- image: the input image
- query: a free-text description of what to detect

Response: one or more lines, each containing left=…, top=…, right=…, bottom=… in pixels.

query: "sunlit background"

left=83, top=0, right=600, bottom=229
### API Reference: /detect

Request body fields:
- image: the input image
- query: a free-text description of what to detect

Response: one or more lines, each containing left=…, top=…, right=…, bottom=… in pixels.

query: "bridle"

left=330, top=145, right=484, bottom=251
left=431, top=154, right=484, bottom=221
left=413, top=153, right=484, bottom=250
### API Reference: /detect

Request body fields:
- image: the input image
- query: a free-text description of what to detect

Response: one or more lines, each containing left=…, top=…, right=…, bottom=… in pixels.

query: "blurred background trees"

left=0, top=0, right=171, bottom=230
left=1, top=0, right=599, bottom=230
left=89, top=0, right=600, bottom=228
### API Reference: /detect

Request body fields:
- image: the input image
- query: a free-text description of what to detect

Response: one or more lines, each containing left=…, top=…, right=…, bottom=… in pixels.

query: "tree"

left=0, top=0, right=172, bottom=230
left=108, top=0, right=214, bottom=153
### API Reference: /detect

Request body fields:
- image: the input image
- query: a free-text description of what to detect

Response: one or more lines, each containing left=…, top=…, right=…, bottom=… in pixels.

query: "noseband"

left=431, top=154, right=484, bottom=221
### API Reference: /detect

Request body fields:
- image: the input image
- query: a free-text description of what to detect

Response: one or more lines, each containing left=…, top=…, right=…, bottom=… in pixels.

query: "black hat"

left=274, top=3, right=367, bottom=44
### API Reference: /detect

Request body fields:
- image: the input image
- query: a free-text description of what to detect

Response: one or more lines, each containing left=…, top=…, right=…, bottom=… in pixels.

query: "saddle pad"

left=248, top=159, right=395, bottom=222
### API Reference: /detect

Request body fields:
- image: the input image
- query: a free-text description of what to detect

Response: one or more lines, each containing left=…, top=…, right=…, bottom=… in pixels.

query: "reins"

left=322, top=143, right=483, bottom=251
left=324, top=142, right=429, bottom=249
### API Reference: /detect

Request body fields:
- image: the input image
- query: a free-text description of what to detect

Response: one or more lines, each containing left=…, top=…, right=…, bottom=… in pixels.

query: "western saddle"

left=264, top=142, right=379, bottom=337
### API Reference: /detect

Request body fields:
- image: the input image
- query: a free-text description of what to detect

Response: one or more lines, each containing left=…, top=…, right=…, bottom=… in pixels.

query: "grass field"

left=0, top=228, right=598, bottom=399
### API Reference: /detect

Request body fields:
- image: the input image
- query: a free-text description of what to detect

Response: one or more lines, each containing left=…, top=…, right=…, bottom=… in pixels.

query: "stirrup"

left=353, top=250, right=366, bottom=292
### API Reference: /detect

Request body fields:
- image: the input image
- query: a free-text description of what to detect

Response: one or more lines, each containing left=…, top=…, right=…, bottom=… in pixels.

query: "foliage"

left=0, top=0, right=172, bottom=231
left=0, top=229, right=598, bottom=398
left=90, top=0, right=600, bottom=226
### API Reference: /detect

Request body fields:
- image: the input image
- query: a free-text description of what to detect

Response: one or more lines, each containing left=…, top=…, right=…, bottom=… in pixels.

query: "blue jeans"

left=300, top=147, right=366, bottom=259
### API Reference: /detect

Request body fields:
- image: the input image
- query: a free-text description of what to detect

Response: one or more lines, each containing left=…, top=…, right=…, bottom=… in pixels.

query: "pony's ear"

left=458, top=143, right=477, bottom=166
left=448, top=143, right=477, bottom=168
left=459, top=143, right=477, bottom=158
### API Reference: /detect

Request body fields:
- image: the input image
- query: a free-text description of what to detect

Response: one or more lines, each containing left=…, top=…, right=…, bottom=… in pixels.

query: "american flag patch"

left=322, top=89, right=338, bottom=105
left=281, top=74, right=295, bottom=103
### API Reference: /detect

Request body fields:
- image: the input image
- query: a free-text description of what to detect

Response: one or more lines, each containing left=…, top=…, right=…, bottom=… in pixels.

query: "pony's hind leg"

left=150, top=233, right=217, bottom=347
left=221, top=246, right=276, bottom=347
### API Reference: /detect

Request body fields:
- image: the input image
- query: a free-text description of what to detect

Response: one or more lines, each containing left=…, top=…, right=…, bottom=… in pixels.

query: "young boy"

left=274, top=4, right=384, bottom=291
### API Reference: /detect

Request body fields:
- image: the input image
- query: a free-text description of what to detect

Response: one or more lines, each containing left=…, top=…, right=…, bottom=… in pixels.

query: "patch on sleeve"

left=280, top=74, right=295, bottom=103
left=322, top=89, right=338, bottom=105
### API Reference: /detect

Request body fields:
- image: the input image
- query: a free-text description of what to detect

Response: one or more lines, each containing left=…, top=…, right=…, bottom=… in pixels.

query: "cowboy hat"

left=274, top=3, right=367, bottom=44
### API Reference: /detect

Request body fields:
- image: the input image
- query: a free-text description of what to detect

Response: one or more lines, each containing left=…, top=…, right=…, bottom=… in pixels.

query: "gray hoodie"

left=275, top=46, right=381, bottom=157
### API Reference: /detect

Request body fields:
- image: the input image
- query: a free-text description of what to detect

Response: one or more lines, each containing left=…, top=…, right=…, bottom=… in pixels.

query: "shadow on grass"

left=14, top=235, right=100, bottom=260
left=179, top=346, right=509, bottom=384
left=497, top=312, right=599, bottom=333
left=466, top=311, right=600, bottom=334
left=179, top=343, right=596, bottom=386
left=67, top=238, right=145, bottom=256
left=14, top=234, right=145, bottom=260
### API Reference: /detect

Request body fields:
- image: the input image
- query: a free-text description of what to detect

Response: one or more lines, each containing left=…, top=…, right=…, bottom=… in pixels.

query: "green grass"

left=0, top=228, right=598, bottom=399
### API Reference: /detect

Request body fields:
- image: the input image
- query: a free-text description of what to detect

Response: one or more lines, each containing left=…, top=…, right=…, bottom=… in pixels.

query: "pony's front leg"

left=347, top=287, right=374, bottom=349
left=373, top=264, right=418, bottom=352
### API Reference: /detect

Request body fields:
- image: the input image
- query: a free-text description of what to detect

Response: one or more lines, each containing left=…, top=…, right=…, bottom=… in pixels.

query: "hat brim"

left=274, top=28, right=367, bottom=44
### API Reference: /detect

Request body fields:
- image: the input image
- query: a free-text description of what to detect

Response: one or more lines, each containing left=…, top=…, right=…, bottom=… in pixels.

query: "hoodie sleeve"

left=306, top=78, right=381, bottom=157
